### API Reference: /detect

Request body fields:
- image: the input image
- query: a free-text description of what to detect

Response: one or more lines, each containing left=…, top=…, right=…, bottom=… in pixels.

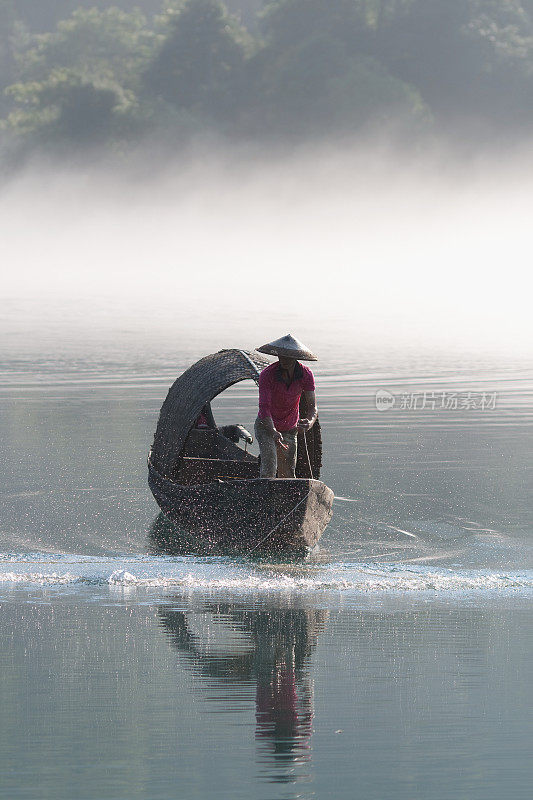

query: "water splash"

left=0, top=553, right=532, bottom=595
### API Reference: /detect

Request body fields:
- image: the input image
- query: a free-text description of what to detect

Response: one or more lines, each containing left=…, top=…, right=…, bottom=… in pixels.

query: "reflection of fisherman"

left=254, top=334, right=318, bottom=479
left=157, top=603, right=327, bottom=767
left=255, top=654, right=313, bottom=757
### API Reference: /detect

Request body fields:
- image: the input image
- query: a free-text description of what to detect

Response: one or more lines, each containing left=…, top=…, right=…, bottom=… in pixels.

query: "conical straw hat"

left=256, top=334, right=318, bottom=361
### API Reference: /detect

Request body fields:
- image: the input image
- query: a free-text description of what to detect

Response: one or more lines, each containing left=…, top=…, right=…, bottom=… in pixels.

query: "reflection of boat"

left=148, top=349, right=333, bottom=555
left=158, top=602, right=328, bottom=768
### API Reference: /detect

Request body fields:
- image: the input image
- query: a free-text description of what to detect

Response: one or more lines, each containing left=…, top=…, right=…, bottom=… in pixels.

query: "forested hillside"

left=2, top=0, right=533, bottom=165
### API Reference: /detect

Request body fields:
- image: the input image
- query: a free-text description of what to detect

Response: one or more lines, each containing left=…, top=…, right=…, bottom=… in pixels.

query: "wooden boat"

left=148, top=349, right=334, bottom=555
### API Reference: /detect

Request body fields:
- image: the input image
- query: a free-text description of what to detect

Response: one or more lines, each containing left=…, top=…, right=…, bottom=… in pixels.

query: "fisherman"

left=254, top=334, right=318, bottom=479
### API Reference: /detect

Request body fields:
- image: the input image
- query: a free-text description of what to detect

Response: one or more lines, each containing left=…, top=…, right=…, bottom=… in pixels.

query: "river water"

left=1, top=306, right=531, bottom=800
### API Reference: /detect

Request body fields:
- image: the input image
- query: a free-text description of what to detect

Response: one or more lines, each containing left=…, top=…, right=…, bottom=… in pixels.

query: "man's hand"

left=260, top=417, right=289, bottom=450
left=297, top=418, right=312, bottom=431
left=299, top=391, right=317, bottom=432
left=274, top=430, right=289, bottom=450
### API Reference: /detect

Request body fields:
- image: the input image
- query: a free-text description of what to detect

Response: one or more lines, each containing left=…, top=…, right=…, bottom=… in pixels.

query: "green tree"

left=0, top=2, right=16, bottom=97
left=4, top=7, right=157, bottom=149
left=260, top=0, right=533, bottom=130
left=6, top=71, right=124, bottom=142
left=371, top=0, right=533, bottom=123
left=249, top=1, right=428, bottom=137
left=144, top=0, right=251, bottom=122
left=15, top=6, right=156, bottom=88
left=260, top=0, right=368, bottom=52
left=0, top=1, right=30, bottom=113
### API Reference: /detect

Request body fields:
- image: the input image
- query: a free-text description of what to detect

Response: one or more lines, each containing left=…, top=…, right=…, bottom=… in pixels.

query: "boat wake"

left=0, top=553, right=532, bottom=596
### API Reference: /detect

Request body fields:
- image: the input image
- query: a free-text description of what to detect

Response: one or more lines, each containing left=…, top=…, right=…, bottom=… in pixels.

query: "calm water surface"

left=1, top=329, right=532, bottom=799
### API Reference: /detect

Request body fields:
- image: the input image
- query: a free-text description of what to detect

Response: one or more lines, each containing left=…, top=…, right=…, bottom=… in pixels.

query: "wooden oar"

left=301, top=428, right=313, bottom=479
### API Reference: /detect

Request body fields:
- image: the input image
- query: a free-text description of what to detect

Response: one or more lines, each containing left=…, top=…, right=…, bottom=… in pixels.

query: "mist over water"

left=1, top=145, right=531, bottom=372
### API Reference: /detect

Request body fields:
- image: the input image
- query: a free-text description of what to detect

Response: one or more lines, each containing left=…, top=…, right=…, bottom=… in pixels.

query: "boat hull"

left=148, top=462, right=333, bottom=555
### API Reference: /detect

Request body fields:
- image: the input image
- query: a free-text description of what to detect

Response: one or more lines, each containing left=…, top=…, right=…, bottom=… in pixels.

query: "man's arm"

left=258, top=370, right=287, bottom=448
left=298, top=391, right=317, bottom=431
left=260, top=414, right=286, bottom=444
left=259, top=415, right=288, bottom=449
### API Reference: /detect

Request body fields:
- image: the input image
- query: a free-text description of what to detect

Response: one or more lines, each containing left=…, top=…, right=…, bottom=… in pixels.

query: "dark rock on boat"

left=148, top=349, right=334, bottom=555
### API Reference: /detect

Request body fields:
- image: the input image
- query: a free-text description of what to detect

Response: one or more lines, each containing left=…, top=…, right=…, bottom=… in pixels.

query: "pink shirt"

left=258, top=361, right=315, bottom=431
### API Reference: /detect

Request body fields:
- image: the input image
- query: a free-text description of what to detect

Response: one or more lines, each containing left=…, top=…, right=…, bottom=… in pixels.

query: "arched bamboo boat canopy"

left=150, top=349, right=270, bottom=477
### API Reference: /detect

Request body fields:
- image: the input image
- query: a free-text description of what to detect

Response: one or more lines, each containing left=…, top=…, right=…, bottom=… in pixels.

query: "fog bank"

left=1, top=146, right=531, bottom=363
